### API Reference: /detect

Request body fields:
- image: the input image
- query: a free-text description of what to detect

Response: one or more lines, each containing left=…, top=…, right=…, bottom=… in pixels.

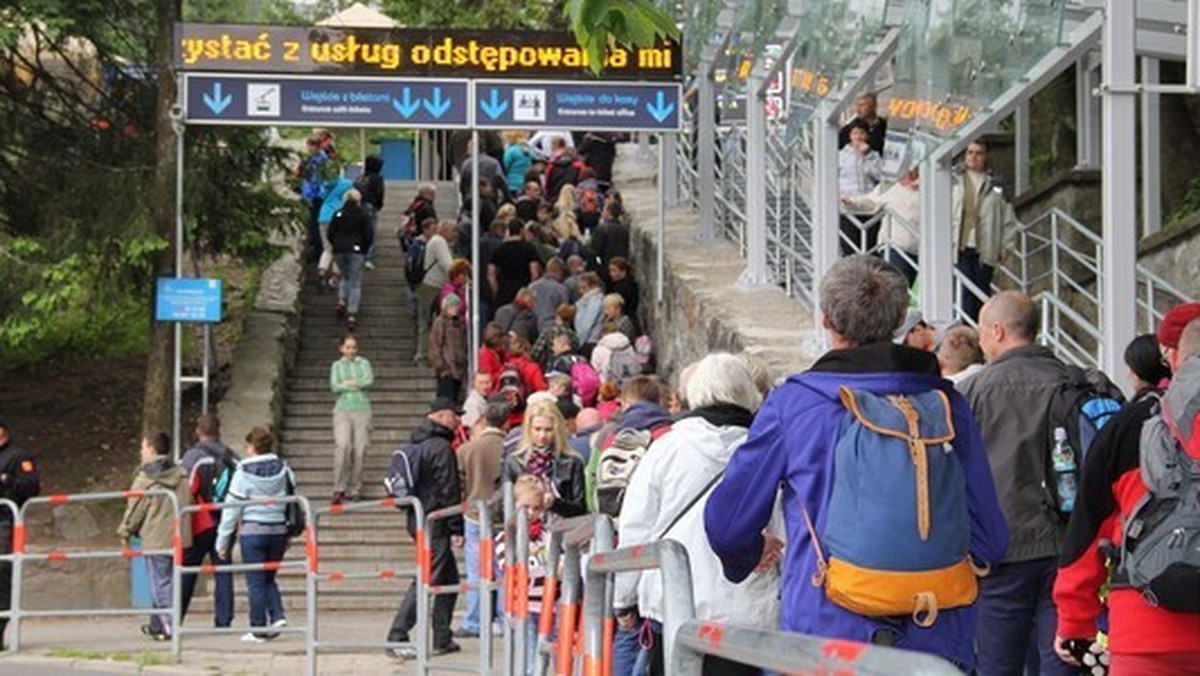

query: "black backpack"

left=1043, top=366, right=1124, bottom=520
left=385, top=443, right=427, bottom=500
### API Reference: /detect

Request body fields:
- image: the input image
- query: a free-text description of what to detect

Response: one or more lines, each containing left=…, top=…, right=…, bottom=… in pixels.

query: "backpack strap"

left=838, top=387, right=955, bottom=542
left=801, top=504, right=830, bottom=587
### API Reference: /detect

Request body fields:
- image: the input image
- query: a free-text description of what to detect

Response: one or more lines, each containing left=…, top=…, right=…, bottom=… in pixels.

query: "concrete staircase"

left=193, top=180, right=457, bottom=616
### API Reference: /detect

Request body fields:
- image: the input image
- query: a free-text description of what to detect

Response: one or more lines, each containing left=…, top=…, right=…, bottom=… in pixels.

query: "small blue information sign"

left=156, top=278, right=223, bottom=323
left=184, top=73, right=471, bottom=128
left=474, top=80, right=681, bottom=132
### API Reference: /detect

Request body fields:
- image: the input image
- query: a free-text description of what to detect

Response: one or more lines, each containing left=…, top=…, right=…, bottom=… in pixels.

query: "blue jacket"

left=319, top=177, right=354, bottom=225
left=216, top=453, right=294, bottom=553
left=704, top=343, right=1008, bottom=669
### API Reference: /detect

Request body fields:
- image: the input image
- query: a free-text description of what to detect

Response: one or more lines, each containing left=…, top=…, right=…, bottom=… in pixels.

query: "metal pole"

left=1141, top=57, right=1162, bottom=237
left=739, top=72, right=774, bottom=287
left=1014, top=101, right=1030, bottom=193
left=660, top=132, right=679, bottom=207
left=1102, top=0, right=1139, bottom=383
left=697, top=67, right=717, bottom=241
left=200, top=324, right=210, bottom=414
left=657, top=133, right=667, bottom=306
left=810, top=114, right=839, bottom=319
left=470, top=130, right=482, bottom=376
left=502, top=481, right=515, bottom=676
left=920, top=155, right=956, bottom=321
left=172, top=100, right=185, bottom=462
left=513, top=507, right=530, bottom=676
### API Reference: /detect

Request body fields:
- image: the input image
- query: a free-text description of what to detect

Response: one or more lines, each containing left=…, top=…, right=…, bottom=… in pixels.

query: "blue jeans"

left=612, top=622, right=648, bottom=676
left=463, top=520, right=482, bottom=633
left=976, top=557, right=1074, bottom=676
left=240, top=533, right=288, bottom=630
left=334, top=252, right=365, bottom=314
left=145, top=554, right=174, bottom=636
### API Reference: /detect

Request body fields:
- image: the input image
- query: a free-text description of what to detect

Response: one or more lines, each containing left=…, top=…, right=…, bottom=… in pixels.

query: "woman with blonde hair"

left=503, top=399, right=586, bottom=519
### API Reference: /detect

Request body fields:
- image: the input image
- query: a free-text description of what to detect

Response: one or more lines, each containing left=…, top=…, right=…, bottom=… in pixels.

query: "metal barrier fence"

left=306, top=495, right=428, bottom=673
left=423, top=500, right=498, bottom=675
left=6, top=491, right=181, bottom=653
left=174, top=495, right=316, bottom=671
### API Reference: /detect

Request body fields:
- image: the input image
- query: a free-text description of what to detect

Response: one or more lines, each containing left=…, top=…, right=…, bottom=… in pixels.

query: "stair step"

left=282, top=415, right=425, bottom=431
left=284, top=429, right=419, bottom=444
left=286, top=378, right=437, bottom=392
left=283, top=402, right=431, bottom=417
left=290, top=365, right=442, bottom=379
left=286, top=391, right=435, bottom=405
left=287, top=455, right=394, bottom=472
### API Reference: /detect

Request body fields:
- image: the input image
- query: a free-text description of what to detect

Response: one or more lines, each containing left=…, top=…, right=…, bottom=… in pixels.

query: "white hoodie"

left=615, top=416, right=783, bottom=628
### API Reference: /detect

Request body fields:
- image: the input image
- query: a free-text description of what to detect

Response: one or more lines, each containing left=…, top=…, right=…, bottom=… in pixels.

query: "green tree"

left=564, top=0, right=679, bottom=75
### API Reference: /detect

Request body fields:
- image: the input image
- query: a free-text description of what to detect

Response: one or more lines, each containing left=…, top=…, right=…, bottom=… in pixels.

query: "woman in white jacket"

left=615, top=353, right=783, bottom=676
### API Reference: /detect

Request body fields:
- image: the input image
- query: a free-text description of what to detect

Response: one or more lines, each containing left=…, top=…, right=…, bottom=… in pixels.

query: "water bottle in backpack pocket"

left=1043, top=367, right=1124, bottom=520
left=804, top=387, right=983, bottom=627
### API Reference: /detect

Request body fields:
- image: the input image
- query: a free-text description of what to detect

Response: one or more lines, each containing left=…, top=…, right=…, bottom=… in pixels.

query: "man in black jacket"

left=0, top=416, right=39, bottom=650
left=387, top=398, right=464, bottom=660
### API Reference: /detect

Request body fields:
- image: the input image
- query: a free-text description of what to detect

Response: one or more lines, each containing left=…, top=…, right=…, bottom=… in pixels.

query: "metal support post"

left=920, top=156, right=956, bottom=321
left=1076, top=58, right=1100, bottom=169
left=738, top=72, right=775, bottom=288
left=1014, top=101, right=1031, bottom=193
left=697, top=67, right=718, bottom=241
left=1189, top=0, right=1200, bottom=90
left=810, top=115, right=840, bottom=321
left=512, top=506, right=530, bottom=676
left=1102, top=0, right=1138, bottom=382
left=479, top=500, right=495, bottom=674
left=660, top=132, right=679, bottom=207
left=1141, top=57, right=1162, bottom=236
left=657, top=133, right=668, bottom=306
left=172, top=98, right=185, bottom=461
left=470, top=130, right=482, bottom=376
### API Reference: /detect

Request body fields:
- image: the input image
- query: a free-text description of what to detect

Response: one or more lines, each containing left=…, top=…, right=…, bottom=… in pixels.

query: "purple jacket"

left=704, top=343, right=1008, bottom=669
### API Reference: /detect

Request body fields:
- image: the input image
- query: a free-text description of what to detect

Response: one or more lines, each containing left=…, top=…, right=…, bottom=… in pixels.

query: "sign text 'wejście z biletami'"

left=174, top=24, right=682, bottom=81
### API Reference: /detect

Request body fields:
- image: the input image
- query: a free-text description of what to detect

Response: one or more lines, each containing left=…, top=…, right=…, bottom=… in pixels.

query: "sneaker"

left=140, top=624, right=170, bottom=642
left=364, top=260, right=375, bottom=271
left=241, top=632, right=267, bottom=644
left=431, top=641, right=462, bottom=656
left=272, top=618, right=288, bottom=629
left=346, top=314, right=358, bottom=330
left=261, top=617, right=286, bottom=640
left=453, top=628, right=480, bottom=639
left=386, top=646, right=417, bottom=661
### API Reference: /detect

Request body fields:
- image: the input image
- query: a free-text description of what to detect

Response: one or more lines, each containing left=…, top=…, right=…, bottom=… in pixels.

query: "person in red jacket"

left=478, top=322, right=506, bottom=388
left=1054, top=304, right=1200, bottom=673
left=502, top=335, right=548, bottom=428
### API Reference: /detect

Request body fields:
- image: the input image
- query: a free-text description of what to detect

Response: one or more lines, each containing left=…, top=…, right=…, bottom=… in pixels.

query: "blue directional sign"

left=156, top=278, right=223, bottom=323
left=473, top=80, right=681, bottom=132
left=184, top=74, right=471, bottom=128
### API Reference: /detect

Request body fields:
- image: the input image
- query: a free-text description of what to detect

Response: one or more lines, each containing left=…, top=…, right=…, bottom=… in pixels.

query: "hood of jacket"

left=793, top=342, right=944, bottom=400
left=237, top=453, right=289, bottom=494
left=597, top=331, right=631, bottom=351
left=364, top=155, right=383, bottom=173
left=411, top=419, right=455, bottom=445
left=139, top=457, right=185, bottom=489
left=616, top=401, right=672, bottom=433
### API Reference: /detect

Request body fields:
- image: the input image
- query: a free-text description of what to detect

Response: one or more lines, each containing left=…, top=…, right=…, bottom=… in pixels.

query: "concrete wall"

left=613, top=145, right=822, bottom=388
left=217, top=241, right=305, bottom=445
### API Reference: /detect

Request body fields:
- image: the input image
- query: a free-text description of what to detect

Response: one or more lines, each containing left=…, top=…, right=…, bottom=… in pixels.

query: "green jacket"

left=330, top=357, right=374, bottom=411
left=116, top=457, right=193, bottom=551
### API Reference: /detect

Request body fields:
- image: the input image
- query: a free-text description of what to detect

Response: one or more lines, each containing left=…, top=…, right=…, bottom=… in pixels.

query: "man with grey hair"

left=960, top=290, right=1078, bottom=675
left=706, top=255, right=1008, bottom=671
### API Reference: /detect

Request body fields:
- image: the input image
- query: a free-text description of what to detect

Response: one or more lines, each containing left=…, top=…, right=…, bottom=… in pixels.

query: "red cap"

left=1158, top=302, right=1200, bottom=349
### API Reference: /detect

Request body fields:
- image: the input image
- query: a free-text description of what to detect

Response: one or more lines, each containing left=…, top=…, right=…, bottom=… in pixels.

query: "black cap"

left=429, top=397, right=463, bottom=416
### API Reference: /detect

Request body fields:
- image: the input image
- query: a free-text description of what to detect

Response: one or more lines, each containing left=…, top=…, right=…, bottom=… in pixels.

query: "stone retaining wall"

left=614, top=145, right=821, bottom=388
left=217, top=241, right=304, bottom=445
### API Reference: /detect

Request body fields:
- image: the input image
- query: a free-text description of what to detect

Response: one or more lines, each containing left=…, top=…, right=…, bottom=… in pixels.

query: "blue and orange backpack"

left=804, top=386, right=984, bottom=627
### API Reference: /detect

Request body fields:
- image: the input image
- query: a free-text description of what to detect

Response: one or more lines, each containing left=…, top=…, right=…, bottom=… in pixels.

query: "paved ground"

left=0, top=611, right=501, bottom=674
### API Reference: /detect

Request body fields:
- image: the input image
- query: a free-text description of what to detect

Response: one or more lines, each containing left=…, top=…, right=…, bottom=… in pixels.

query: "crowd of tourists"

left=1, top=122, right=1197, bottom=676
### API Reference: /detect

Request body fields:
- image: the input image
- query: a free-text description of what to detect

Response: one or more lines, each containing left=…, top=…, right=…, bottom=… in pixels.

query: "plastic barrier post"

left=593, top=517, right=614, bottom=676
left=512, top=506, right=530, bottom=676
left=554, top=542, right=580, bottom=676
left=533, top=529, right=562, bottom=676
left=502, top=481, right=515, bottom=676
